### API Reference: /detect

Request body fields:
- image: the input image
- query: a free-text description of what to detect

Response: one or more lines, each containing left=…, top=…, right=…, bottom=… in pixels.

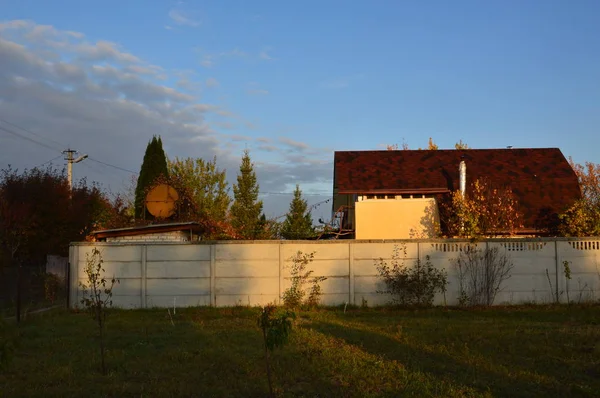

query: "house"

left=90, top=222, right=204, bottom=243
left=332, top=148, right=581, bottom=239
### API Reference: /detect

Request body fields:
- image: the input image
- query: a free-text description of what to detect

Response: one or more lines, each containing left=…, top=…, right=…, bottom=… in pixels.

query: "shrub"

left=282, top=251, right=327, bottom=309
left=44, top=273, right=64, bottom=304
left=376, top=244, right=448, bottom=306
left=453, top=245, right=513, bottom=306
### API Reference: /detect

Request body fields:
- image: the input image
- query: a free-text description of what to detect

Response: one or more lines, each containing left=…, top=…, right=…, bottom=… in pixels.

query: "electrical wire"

left=0, top=118, right=66, bottom=149
left=88, top=157, right=138, bottom=174
left=0, top=125, right=63, bottom=153
left=33, top=155, right=64, bottom=169
left=259, top=191, right=331, bottom=196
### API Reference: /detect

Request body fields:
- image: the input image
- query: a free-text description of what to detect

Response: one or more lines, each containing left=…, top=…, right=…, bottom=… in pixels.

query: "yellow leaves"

left=443, top=178, right=523, bottom=238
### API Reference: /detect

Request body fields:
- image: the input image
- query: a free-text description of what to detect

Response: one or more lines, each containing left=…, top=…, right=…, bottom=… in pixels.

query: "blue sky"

left=1, top=0, right=599, bottom=221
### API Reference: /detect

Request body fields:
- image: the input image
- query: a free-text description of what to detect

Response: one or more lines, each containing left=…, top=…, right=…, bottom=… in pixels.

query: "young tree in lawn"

left=168, top=156, right=231, bottom=223
left=281, top=185, right=315, bottom=239
left=134, top=136, right=169, bottom=219
left=558, top=159, right=600, bottom=236
left=230, top=149, right=265, bottom=239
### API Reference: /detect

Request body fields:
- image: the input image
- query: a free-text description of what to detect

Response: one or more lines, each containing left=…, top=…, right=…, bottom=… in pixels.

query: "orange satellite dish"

left=145, top=184, right=179, bottom=218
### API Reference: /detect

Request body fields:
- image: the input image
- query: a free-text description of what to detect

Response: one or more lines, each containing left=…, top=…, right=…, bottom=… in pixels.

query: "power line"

left=259, top=191, right=331, bottom=196
left=33, top=155, right=64, bottom=169
left=0, top=118, right=66, bottom=149
left=0, top=125, right=63, bottom=153
left=88, top=157, right=138, bottom=174
left=271, top=197, right=332, bottom=220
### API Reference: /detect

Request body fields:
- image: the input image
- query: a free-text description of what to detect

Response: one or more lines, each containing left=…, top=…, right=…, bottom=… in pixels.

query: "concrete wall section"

left=69, top=238, right=600, bottom=309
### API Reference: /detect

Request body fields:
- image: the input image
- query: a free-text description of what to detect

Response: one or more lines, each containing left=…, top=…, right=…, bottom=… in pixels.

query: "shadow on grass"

left=304, top=319, right=592, bottom=398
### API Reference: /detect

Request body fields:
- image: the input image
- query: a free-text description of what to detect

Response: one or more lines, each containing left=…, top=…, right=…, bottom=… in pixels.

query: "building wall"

left=355, top=198, right=440, bottom=239
left=69, top=238, right=600, bottom=309
left=106, top=230, right=196, bottom=243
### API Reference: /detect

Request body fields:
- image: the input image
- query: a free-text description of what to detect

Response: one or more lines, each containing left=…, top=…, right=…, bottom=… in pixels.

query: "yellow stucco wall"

left=355, top=198, right=440, bottom=239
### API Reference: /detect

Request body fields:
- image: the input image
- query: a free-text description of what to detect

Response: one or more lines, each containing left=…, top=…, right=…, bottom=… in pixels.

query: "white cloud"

left=259, top=46, right=274, bottom=60
left=198, top=47, right=273, bottom=68
left=279, top=137, right=309, bottom=151
left=247, top=88, right=269, bottom=96
left=320, top=74, right=365, bottom=90
left=0, top=19, right=333, bottom=220
left=168, top=9, right=200, bottom=27
left=205, top=77, right=219, bottom=87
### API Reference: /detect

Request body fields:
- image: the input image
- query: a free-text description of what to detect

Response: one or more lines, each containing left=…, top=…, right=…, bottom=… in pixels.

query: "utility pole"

left=63, top=149, right=88, bottom=190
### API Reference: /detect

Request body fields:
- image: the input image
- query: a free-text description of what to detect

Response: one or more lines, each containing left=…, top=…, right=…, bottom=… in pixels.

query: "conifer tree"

left=134, top=136, right=169, bottom=219
left=230, top=149, right=264, bottom=239
left=281, top=185, right=314, bottom=239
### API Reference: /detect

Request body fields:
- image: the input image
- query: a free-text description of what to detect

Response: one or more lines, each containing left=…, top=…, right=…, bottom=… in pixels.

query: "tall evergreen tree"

left=230, top=149, right=264, bottom=239
left=134, top=136, right=169, bottom=219
left=281, top=185, right=314, bottom=239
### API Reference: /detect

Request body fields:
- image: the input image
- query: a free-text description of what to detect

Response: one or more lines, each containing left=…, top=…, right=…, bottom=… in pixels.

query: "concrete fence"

left=68, top=238, right=600, bottom=309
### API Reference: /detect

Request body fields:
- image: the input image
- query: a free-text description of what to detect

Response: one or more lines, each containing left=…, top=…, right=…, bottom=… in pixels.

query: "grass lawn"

left=1, top=305, right=599, bottom=397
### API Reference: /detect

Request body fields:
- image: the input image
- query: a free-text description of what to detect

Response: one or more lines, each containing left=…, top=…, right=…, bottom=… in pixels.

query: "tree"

left=79, top=248, right=118, bottom=374
left=0, top=166, right=111, bottom=262
left=168, top=156, right=231, bottom=223
left=281, top=185, right=314, bottom=239
left=558, top=159, right=600, bottom=236
left=0, top=166, right=120, bottom=321
left=230, top=150, right=265, bottom=239
left=455, top=140, right=470, bottom=149
left=134, top=136, right=169, bottom=219
left=427, top=137, right=439, bottom=150
left=439, top=178, right=523, bottom=238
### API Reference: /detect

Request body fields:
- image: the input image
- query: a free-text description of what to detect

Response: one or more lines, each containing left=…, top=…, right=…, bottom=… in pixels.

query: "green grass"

left=1, top=305, right=599, bottom=397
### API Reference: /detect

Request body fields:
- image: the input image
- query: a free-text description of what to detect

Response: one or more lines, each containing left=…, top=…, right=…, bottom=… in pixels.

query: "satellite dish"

left=145, top=184, right=179, bottom=218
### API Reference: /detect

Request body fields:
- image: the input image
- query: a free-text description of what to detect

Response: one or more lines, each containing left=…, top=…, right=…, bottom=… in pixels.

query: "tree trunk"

left=262, top=328, right=274, bottom=398
left=16, top=262, right=21, bottom=323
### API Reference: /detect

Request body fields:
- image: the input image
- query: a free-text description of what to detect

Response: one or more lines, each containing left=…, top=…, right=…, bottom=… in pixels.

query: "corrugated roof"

left=334, top=148, right=581, bottom=230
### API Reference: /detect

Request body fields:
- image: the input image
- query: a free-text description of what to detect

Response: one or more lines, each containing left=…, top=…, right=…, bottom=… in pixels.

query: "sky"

left=1, top=0, right=599, bottom=224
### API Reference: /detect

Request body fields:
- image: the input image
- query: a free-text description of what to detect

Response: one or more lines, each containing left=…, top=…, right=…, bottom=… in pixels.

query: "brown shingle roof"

left=334, top=148, right=581, bottom=231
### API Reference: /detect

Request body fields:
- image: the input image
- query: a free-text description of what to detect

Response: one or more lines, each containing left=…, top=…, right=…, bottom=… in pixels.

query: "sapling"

left=282, top=251, right=327, bottom=309
left=79, top=248, right=119, bottom=375
left=257, top=304, right=295, bottom=397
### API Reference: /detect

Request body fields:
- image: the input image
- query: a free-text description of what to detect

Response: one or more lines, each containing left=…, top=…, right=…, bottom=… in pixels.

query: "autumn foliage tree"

left=558, top=160, right=600, bottom=236
left=0, top=166, right=129, bottom=265
left=168, top=156, right=231, bottom=223
left=439, top=178, right=523, bottom=238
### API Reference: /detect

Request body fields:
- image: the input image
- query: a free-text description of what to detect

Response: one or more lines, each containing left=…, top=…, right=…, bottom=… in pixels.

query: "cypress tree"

left=281, top=184, right=314, bottom=239
left=134, top=136, right=169, bottom=219
left=230, top=149, right=264, bottom=239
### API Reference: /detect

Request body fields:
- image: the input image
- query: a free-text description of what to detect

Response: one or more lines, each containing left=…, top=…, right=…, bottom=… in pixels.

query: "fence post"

left=349, top=242, right=355, bottom=306
left=278, top=243, right=284, bottom=305
left=554, top=240, right=560, bottom=303
left=141, top=245, right=147, bottom=309
left=69, top=246, right=79, bottom=308
left=210, top=244, right=216, bottom=307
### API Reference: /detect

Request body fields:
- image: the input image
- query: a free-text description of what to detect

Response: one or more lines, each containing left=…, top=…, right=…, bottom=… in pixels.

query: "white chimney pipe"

left=459, top=160, right=466, bottom=196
